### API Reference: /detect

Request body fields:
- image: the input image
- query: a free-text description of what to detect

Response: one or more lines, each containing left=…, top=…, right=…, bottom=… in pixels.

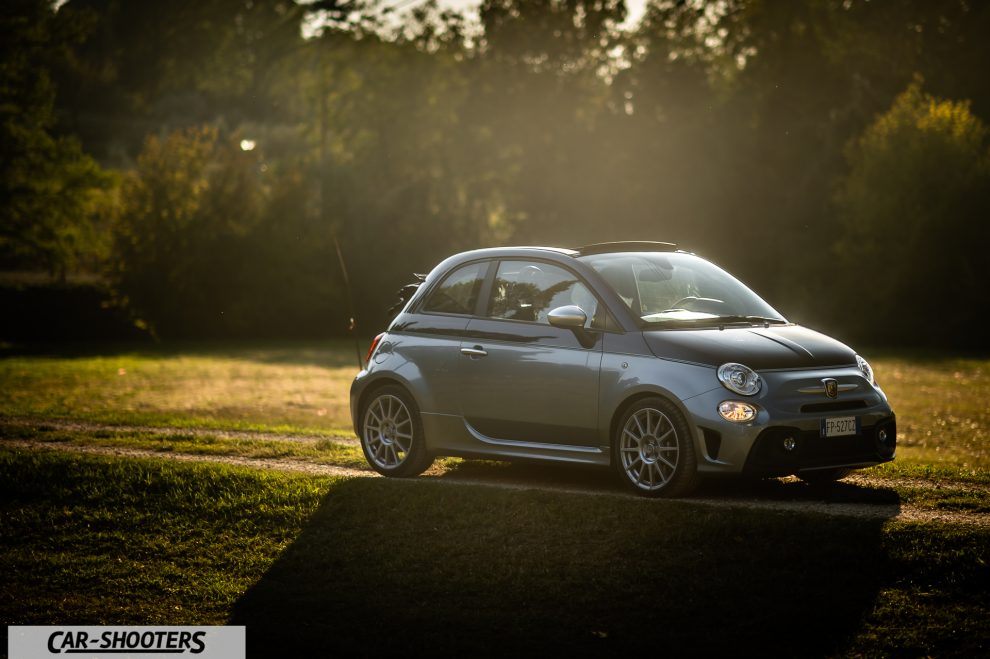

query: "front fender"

left=597, top=350, right=719, bottom=446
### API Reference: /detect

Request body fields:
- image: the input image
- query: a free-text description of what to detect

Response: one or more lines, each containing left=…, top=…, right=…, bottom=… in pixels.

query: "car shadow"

left=230, top=474, right=898, bottom=657
left=432, top=459, right=903, bottom=508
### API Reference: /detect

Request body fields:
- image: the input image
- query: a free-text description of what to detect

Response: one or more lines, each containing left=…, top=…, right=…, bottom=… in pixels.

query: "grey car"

left=350, top=242, right=896, bottom=496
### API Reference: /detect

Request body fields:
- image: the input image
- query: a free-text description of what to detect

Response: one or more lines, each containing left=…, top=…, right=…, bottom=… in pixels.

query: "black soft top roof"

left=574, top=241, right=677, bottom=256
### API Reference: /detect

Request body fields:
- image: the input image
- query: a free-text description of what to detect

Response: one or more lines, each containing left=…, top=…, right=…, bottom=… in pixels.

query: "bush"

left=110, top=125, right=351, bottom=339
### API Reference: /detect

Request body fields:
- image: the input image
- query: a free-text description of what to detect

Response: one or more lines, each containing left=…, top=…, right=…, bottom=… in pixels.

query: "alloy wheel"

left=362, top=394, right=414, bottom=469
left=619, top=407, right=680, bottom=491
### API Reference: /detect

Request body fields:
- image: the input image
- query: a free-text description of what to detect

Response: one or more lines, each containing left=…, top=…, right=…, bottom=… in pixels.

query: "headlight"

left=717, top=362, right=762, bottom=396
left=718, top=400, right=757, bottom=423
left=856, top=354, right=875, bottom=385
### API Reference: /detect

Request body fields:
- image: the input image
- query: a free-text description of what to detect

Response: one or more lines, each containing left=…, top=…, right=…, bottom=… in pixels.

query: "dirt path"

left=3, top=438, right=372, bottom=478
left=5, top=436, right=989, bottom=528
left=5, top=417, right=986, bottom=492
left=0, top=416, right=359, bottom=445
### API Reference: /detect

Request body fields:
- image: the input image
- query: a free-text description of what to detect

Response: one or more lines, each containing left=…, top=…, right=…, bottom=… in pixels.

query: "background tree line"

left=1, top=0, right=988, bottom=345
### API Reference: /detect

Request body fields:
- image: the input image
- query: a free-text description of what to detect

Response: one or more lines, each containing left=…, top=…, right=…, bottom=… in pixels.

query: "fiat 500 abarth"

left=350, top=242, right=896, bottom=497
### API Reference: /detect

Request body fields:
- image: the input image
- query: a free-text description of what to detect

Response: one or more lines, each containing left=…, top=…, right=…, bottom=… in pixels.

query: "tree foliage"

left=113, top=126, right=268, bottom=337
left=835, top=81, right=990, bottom=345
left=3, top=0, right=989, bottom=343
left=0, top=0, right=114, bottom=278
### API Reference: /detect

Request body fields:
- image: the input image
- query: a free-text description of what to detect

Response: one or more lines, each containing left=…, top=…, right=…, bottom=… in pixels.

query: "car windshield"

left=577, top=252, right=787, bottom=327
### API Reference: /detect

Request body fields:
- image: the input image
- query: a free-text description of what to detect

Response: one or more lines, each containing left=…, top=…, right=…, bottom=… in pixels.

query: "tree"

left=52, top=0, right=309, bottom=163
left=0, top=0, right=113, bottom=278
left=112, top=126, right=268, bottom=336
left=461, top=0, right=626, bottom=246
left=834, top=80, right=990, bottom=345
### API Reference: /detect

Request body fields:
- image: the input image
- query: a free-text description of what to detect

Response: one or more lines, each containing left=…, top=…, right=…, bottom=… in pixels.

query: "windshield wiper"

left=710, top=315, right=788, bottom=327
left=645, top=314, right=787, bottom=327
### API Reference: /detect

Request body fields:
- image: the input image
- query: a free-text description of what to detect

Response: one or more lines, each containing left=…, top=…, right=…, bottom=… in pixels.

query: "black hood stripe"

left=644, top=325, right=857, bottom=370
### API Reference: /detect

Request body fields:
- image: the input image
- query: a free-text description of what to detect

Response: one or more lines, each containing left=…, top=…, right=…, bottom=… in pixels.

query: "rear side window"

left=488, top=260, right=598, bottom=325
left=421, top=261, right=487, bottom=315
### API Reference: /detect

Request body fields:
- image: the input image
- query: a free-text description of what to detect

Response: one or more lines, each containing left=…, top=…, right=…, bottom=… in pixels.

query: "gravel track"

left=4, top=431, right=988, bottom=528
left=0, top=416, right=359, bottom=445
left=2, top=438, right=372, bottom=478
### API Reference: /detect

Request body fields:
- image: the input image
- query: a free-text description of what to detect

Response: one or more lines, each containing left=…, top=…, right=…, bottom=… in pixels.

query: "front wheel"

left=614, top=397, right=698, bottom=497
left=360, top=385, right=433, bottom=477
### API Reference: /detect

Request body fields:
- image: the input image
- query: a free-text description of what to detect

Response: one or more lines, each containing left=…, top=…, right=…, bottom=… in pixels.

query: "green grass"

left=847, top=523, right=990, bottom=656
left=1, top=448, right=987, bottom=656
left=0, top=341, right=365, bottom=436
left=2, top=343, right=987, bottom=655
left=4, top=420, right=987, bottom=514
left=860, top=462, right=990, bottom=512
left=871, top=479, right=990, bottom=513
left=0, top=447, right=339, bottom=630
left=866, top=460, right=990, bottom=485
left=1, top=342, right=988, bottom=522
left=1, top=343, right=988, bottom=495
left=868, top=353, right=990, bottom=470
left=1, top=345, right=988, bottom=472
left=0, top=421, right=369, bottom=469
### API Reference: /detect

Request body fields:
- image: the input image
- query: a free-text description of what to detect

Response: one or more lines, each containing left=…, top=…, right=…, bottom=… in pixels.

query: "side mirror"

left=548, top=305, right=596, bottom=348
left=547, top=305, right=588, bottom=329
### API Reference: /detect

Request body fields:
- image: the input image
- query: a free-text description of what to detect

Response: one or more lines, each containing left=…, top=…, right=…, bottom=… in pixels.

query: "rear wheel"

left=614, top=397, right=698, bottom=497
left=360, top=385, right=432, bottom=477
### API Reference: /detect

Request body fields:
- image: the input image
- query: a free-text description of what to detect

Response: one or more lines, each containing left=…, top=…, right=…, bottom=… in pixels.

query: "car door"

left=457, top=259, right=605, bottom=448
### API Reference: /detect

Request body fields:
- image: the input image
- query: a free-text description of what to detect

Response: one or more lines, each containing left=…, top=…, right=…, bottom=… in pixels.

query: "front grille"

left=801, top=400, right=869, bottom=414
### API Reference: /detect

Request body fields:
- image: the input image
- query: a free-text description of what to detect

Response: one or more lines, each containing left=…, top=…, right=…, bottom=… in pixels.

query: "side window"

left=488, top=260, right=598, bottom=326
left=421, top=261, right=487, bottom=315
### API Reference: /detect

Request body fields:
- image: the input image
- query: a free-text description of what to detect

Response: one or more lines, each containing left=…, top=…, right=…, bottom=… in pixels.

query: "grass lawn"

left=1, top=342, right=988, bottom=655
left=0, top=340, right=366, bottom=436
left=1, top=448, right=987, bottom=657
left=0, top=422, right=369, bottom=469
left=1, top=342, right=988, bottom=470
left=866, top=352, right=990, bottom=471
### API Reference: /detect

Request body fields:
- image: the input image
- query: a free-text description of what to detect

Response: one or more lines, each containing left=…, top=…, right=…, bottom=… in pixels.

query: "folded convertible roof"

left=574, top=241, right=678, bottom=256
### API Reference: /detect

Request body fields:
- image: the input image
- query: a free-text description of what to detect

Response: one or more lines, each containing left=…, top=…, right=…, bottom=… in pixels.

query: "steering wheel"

left=662, top=296, right=726, bottom=313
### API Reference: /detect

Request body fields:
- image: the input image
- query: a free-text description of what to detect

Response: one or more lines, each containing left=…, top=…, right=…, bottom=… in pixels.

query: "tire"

left=798, top=468, right=852, bottom=485
left=359, top=385, right=433, bottom=477
left=613, top=397, right=698, bottom=497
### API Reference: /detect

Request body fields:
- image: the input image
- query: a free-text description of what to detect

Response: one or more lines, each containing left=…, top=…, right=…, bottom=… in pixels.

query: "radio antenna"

left=333, top=233, right=363, bottom=369
left=316, top=38, right=363, bottom=369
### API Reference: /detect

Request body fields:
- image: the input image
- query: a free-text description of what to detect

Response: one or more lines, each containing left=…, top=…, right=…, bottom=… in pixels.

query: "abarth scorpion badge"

left=822, top=378, right=839, bottom=399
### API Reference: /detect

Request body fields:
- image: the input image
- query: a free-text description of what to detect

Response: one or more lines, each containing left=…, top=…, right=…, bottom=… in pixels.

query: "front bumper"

left=741, top=417, right=896, bottom=476
left=681, top=366, right=896, bottom=476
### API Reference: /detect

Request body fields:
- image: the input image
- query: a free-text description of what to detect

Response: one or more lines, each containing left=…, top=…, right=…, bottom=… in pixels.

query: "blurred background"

left=2, top=0, right=988, bottom=347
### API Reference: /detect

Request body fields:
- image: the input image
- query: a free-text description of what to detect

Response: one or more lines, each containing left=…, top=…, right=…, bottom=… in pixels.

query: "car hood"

left=643, top=324, right=857, bottom=370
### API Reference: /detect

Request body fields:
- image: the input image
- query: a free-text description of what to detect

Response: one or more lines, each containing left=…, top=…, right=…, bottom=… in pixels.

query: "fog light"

left=718, top=401, right=757, bottom=423
left=878, top=429, right=888, bottom=442
left=783, top=437, right=797, bottom=452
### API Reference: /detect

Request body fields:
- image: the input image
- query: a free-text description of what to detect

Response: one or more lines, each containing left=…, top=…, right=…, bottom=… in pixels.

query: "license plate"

left=820, top=416, right=859, bottom=438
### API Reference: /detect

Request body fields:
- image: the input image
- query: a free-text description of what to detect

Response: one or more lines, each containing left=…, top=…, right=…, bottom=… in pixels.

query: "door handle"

left=460, top=346, right=488, bottom=358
